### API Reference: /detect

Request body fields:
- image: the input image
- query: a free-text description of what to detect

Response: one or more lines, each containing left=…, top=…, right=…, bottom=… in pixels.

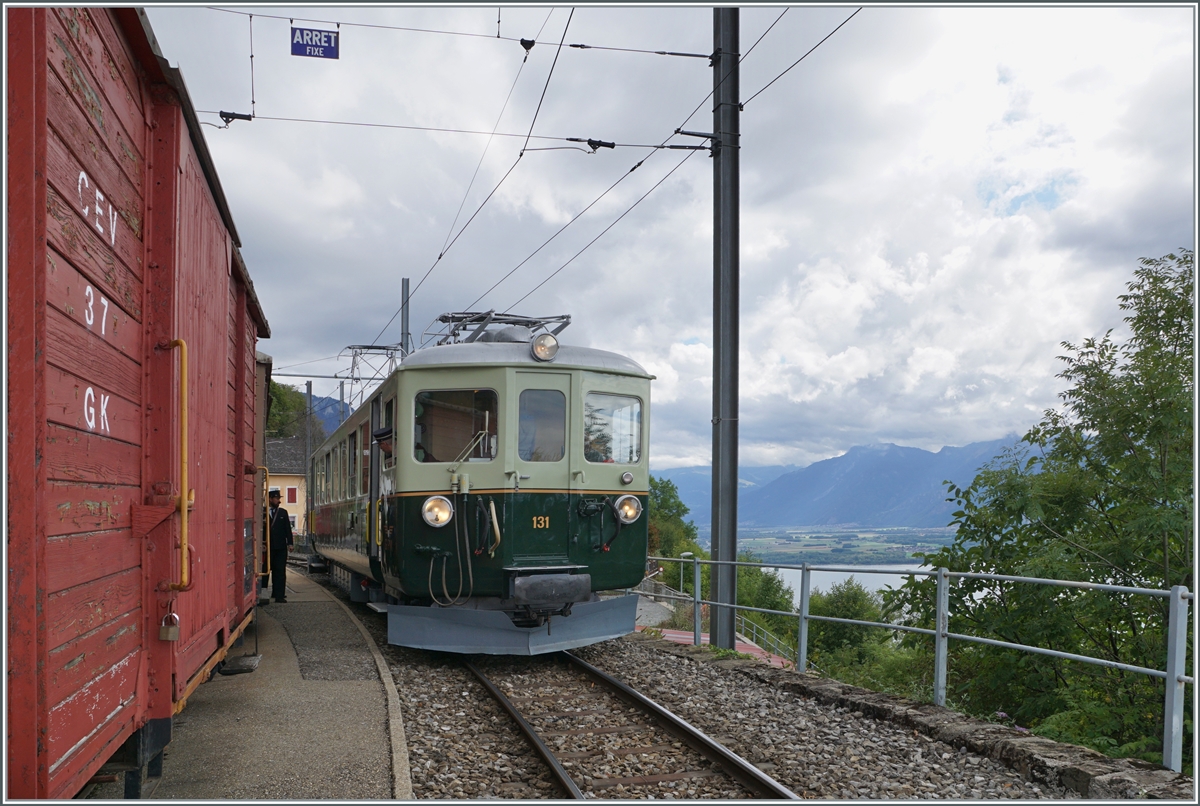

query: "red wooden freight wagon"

left=7, top=7, right=272, bottom=798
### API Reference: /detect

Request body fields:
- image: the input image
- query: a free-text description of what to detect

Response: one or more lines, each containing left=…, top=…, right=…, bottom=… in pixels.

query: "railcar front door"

left=510, top=373, right=572, bottom=566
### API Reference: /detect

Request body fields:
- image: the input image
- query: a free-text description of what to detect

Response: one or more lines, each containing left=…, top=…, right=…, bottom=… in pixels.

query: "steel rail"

left=462, top=660, right=584, bottom=799
left=563, top=651, right=800, bottom=799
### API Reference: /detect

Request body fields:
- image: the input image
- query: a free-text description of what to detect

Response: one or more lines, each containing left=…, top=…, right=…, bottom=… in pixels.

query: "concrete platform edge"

left=312, top=580, right=414, bottom=799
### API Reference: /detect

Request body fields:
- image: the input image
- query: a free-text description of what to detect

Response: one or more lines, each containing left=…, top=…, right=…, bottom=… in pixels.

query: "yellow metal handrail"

left=259, top=466, right=270, bottom=579
left=167, top=339, right=194, bottom=592
left=376, top=498, right=383, bottom=546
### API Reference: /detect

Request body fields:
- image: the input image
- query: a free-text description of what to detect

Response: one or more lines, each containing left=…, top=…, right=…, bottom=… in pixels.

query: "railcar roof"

left=401, top=342, right=652, bottom=378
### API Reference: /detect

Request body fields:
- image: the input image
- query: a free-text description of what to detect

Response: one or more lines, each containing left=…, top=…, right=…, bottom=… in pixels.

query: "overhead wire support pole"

left=248, top=14, right=255, bottom=118
left=710, top=7, right=740, bottom=651
left=401, top=278, right=411, bottom=357
left=305, top=381, right=312, bottom=544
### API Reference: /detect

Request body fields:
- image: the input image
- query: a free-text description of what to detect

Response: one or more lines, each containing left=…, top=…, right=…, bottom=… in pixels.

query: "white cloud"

left=146, top=5, right=1194, bottom=467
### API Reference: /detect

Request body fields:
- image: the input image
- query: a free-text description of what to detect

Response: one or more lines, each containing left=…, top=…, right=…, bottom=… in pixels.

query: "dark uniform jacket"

left=269, top=505, right=294, bottom=553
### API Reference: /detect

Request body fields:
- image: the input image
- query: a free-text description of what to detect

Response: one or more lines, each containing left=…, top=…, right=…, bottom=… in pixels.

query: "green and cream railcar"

left=310, top=315, right=650, bottom=654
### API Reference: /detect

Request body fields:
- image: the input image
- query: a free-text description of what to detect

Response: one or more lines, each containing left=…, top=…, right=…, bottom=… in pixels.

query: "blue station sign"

left=291, top=27, right=339, bottom=59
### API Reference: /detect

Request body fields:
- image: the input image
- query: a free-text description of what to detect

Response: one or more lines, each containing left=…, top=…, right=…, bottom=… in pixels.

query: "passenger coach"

left=311, top=313, right=652, bottom=654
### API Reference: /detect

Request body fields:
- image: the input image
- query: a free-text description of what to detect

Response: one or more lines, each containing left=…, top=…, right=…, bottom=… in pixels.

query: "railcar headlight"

left=530, top=333, right=559, bottom=362
left=614, top=494, right=642, bottom=524
left=422, top=496, right=454, bottom=527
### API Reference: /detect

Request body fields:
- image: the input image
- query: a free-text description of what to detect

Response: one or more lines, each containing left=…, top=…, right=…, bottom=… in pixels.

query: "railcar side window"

left=414, top=390, right=498, bottom=463
left=381, top=398, right=396, bottom=469
left=348, top=432, right=358, bottom=497
left=359, top=422, right=370, bottom=494
left=584, top=393, right=642, bottom=464
left=324, top=452, right=331, bottom=503
left=518, top=390, right=566, bottom=462
left=339, top=440, right=347, bottom=500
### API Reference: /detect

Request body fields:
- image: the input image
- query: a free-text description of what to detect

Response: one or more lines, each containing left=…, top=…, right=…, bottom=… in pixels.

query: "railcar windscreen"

left=414, top=389, right=498, bottom=463
left=518, top=389, right=566, bottom=462
left=584, top=393, right=642, bottom=464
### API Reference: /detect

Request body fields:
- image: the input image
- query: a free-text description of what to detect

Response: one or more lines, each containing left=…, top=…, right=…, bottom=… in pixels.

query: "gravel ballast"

left=573, top=637, right=1065, bottom=799
left=340, top=574, right=1194, bottom=800
left=575, top=633, right=1194, bottom=800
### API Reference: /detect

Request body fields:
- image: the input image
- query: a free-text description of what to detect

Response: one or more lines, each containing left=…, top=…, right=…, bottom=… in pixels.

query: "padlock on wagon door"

left=160, top=613, right=180, bottom=641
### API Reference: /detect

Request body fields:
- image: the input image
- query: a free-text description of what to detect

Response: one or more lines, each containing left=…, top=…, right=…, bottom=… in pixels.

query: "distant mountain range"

left=313, top=395, right=354, bottom=437
left=652, top=465, right=798, bottom=528
left=654, top=437, right=1016, bottom=529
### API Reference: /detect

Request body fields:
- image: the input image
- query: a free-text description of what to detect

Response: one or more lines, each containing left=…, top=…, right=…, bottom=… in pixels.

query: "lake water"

left=773, top=563, right=931, bottom=604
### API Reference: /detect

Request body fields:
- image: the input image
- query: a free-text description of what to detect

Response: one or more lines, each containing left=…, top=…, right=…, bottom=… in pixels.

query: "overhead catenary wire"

left=436, top=8, right=551, bottom=264
left=462, top=155, right=654, bottom=311
left=459, top=4, right=740, bottom=315
left=521, top=8, right=573, bottom=155
left=742, top=7, right=862, bottom=107
left=503, top=149, right=700, bottom=313
left=489, top=7, right=855, bottom=310
left=275, top=354, right=344, bottom=370
left=455, top=9, right=755, bottom=314
left=263, top=8, right=834, bottom=353
left=368, top=154, right=521, bottom=346
left=371, top=10, right=574, bottom=345
left=460, top=10, right=778, bottom=313
left=195, top=111, right=576, bottom=142
left=674, top=6, right=792, bottom=135
left=207, top=6, right=705, bottom=58
left=198, top=109, right=706, bottom=153
left=744, top=7, right=789, bottom=63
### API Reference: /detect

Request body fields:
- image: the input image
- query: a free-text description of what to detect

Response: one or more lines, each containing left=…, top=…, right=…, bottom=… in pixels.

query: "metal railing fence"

left=632, top=577, right=794, bottom=661
left=734, top=613, right=794, bottom=662
left=647, top=555, right=1194, bottom=773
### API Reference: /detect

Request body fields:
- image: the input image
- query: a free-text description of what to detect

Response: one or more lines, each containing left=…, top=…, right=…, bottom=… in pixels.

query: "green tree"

left=736, top=550, right=797, bottom=641
left=267, top=380, right=327, bottom=442
left=887, top=249, right=1194, bottom=769
left=647, top=475, right=701, bottom=559
left=647, top=476, right=795, bottom=642
left=809, top=577, right=885, bottom=659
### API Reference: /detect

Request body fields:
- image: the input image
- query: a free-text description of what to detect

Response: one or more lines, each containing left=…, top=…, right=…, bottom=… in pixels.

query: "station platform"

left=88, top=572, right=411, bottom=799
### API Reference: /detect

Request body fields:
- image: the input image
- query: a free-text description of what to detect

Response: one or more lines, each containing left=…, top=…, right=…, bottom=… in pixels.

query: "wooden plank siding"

left=37, top=7, right=147, bottom=793
left=168, top=124, right=234, bottom=697
left=45, top=609, right=142, bottom=710
left=45, top=11, right=144, bottom=198
left=42, top=481, right=138, bottom=538
left=8, top=8, right=268, bottom=797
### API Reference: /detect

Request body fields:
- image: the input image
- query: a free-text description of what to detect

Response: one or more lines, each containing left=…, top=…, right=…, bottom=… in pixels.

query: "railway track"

left=465, top=652, right=799, bottom=799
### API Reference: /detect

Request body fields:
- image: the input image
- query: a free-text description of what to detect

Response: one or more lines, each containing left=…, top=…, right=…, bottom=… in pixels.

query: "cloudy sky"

left=144, top=4, right=1195, bottom=469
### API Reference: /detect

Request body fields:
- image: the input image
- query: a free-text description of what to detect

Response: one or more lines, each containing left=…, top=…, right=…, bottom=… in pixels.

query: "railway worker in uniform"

left=268, top=489, right=294, bottom=603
